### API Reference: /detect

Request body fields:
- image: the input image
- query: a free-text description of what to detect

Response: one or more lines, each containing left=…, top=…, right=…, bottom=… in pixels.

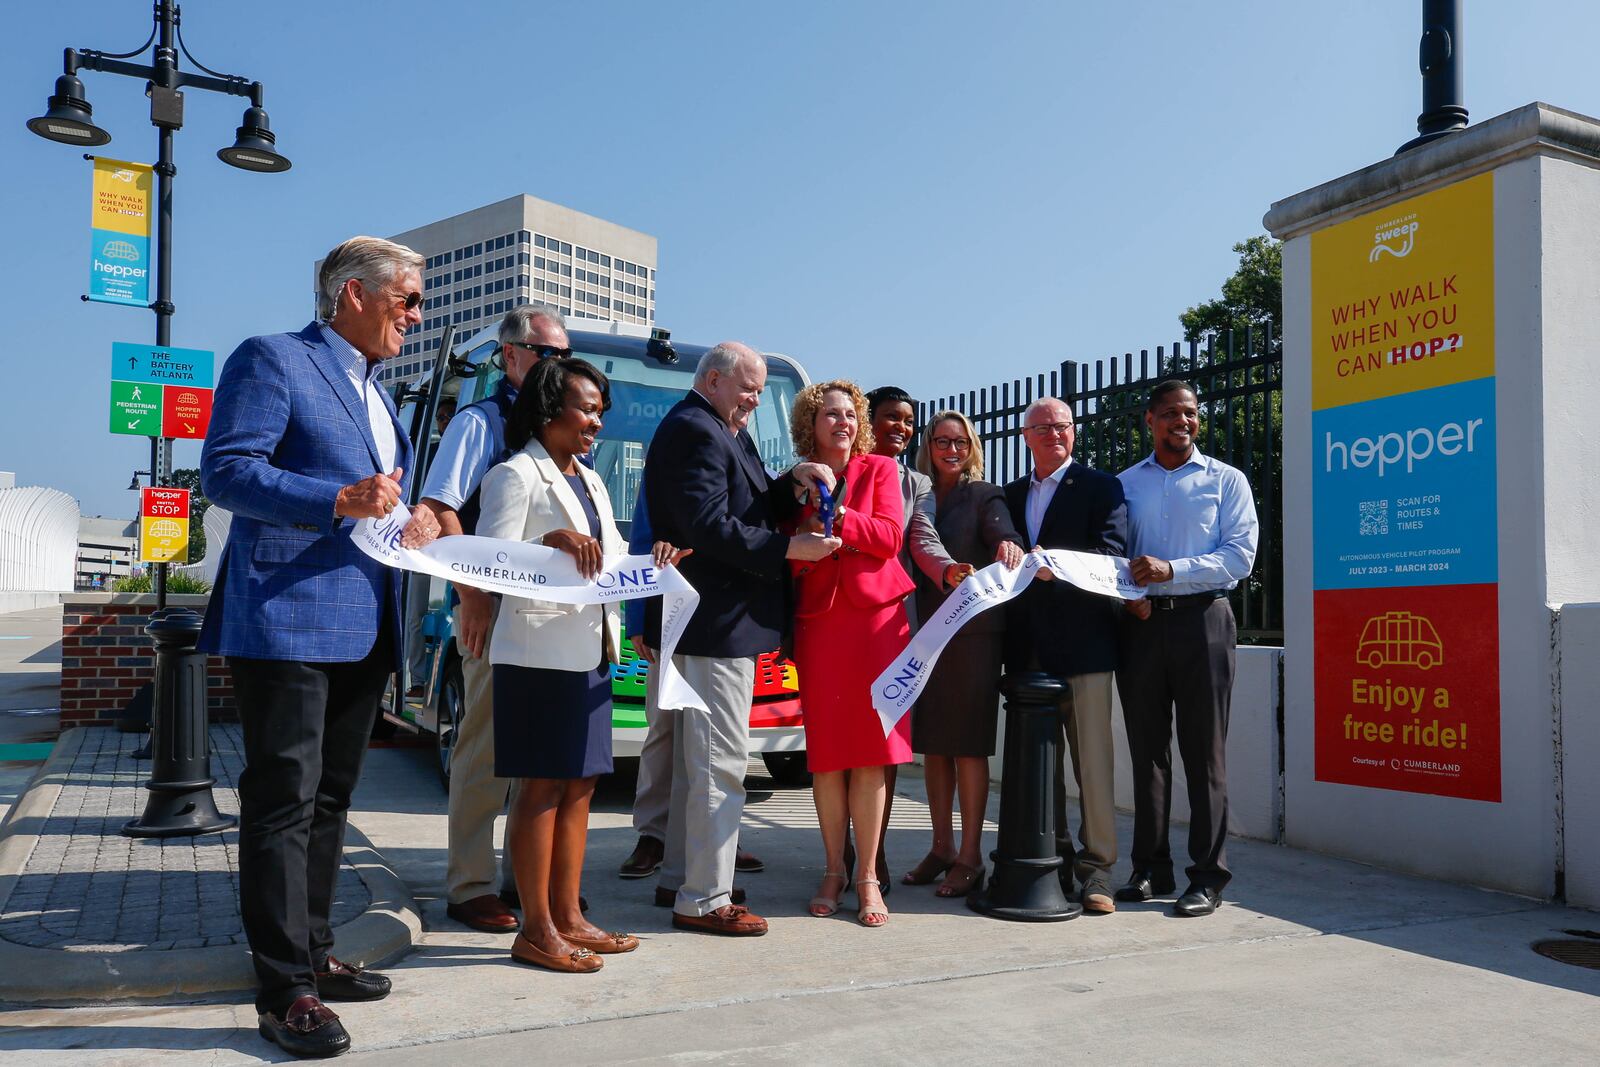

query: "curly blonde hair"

left=915, top=410, right=985, bottom=482
left=790, top=379, right=875, bottom=460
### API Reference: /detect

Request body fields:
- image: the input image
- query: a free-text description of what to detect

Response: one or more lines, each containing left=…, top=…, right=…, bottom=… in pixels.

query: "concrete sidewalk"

left=0, top=739, right=1595, bottom=1064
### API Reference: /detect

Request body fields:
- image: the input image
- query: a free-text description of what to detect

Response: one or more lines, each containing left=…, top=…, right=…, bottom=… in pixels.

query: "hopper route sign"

left=139, top=487, right=190, bottom=564
left=108, top=343, right=214, bottom=438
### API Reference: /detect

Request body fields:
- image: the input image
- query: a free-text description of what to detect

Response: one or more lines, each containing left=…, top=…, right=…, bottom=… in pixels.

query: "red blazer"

left=789, top=453, right=915, bottom=619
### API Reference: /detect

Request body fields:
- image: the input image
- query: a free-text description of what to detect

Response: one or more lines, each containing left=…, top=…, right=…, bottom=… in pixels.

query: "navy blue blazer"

left=1003, top=462, right=1128, bottom=678
left=197, top=322, right=412, bottom=668
left=643, top=389, right=796, bottom=659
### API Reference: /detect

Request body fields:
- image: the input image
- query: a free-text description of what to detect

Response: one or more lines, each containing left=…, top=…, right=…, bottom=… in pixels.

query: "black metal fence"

left=913, top=324, right=1282, bottom=643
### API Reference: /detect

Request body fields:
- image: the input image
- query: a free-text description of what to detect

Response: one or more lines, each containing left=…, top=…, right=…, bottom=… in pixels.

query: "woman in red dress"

left=787, top=380, right=914, bottom=927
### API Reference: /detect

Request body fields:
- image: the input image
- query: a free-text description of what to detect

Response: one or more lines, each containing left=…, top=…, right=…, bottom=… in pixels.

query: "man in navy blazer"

left=200, top=236, right=434, bottom=1059
left=640, top=342, right=838, bottom=936
left=1004, top=397, right=1129, bottom=916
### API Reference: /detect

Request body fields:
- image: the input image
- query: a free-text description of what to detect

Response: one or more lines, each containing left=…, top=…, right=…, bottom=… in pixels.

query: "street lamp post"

left=1397, top=0, right=1468, bottom=154
left=28, top=1, right=290, bottom=838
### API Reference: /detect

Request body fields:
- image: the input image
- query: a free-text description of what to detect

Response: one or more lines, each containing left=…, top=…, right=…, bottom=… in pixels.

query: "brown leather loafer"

left=511, top=933, right=603, bottom=973
left=671, top=904, right=768, bottom=937
left=1082, top=888, right=1117, bottom=915
left=561, top=929, right=640, bottom=954
left=654, top=885, right=745, bottom=908
left=619, top=835, right=665, bottom=878
left=258, top=993, right=351, bottom=1058
left=447, top=893, right=519, bottom=932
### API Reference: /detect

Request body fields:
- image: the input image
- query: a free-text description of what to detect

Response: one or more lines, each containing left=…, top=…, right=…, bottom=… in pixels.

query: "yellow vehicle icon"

left=1356, top=611, right=1443, bottom=670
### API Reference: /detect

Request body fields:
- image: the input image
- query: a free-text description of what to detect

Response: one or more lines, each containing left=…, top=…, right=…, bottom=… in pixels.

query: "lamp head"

left=218, top=106, right=291, bottom=172
left=26, top=74, right=111, bottom=146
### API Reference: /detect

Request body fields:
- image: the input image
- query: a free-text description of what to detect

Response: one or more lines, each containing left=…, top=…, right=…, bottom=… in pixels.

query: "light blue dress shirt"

left=1118, top=448, right=1259, bottom=596
left=319, top=324, right=397, bottom=472
left=418, top=404, right=497, bottom=510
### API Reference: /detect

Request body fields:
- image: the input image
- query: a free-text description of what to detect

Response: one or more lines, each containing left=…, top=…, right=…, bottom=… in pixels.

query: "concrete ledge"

left=0, top=593, right=63, bottom=613
left=0, top=730, right=420, bottom=1005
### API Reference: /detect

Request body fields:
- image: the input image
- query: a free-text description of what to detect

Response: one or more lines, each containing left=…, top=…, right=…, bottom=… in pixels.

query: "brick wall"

left=59, top=594, right=236, bottom=732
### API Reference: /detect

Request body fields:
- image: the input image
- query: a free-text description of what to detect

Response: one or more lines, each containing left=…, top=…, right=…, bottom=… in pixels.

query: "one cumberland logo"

left=1369, top=214, right=1419, bottom=262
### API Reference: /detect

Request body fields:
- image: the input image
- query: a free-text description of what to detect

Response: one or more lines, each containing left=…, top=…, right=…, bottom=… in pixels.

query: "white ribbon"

left=351, top=504, right=706, bottom=712
left=871, top=548, right=1145, bottom=737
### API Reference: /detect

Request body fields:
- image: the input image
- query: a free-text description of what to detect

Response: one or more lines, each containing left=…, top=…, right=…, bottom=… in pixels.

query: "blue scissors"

left=816, top=475, right=847, bottom=538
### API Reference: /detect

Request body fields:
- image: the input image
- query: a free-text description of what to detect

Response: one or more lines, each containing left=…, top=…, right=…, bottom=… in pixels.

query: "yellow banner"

left=91, top=158, right=153, bottom=237
left=1310, top=172, right=1494, bottom=411
left=139, top=516, right=190, bottom=564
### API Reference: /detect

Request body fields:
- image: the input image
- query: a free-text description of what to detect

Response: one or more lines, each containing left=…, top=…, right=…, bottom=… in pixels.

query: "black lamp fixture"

left=27, top=73, right=111, bottom=145
left=128, top=470, right=152, bottom=490
left=218, top=102, right=291, bottom=172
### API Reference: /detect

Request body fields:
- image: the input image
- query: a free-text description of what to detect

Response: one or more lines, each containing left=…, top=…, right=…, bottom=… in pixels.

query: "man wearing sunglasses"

left=200, top=235, right=433, bottom=1058
left=411, top=303, right=570, bottom=936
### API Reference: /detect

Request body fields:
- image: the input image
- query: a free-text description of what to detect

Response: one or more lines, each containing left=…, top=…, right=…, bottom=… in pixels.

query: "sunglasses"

left=508, top=341, right=573, bottom=360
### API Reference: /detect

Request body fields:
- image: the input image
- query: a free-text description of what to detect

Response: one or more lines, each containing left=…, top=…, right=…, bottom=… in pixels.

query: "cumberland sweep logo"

left=1369, top=212, right=1419, bottom=262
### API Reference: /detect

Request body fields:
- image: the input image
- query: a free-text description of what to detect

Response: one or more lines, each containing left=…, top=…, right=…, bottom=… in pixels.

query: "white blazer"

left=477, top=438, right=624, bottom=671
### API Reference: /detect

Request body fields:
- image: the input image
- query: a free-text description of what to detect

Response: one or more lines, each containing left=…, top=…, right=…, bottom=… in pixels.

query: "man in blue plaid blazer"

left=199, top=236, right=436, bottom=1060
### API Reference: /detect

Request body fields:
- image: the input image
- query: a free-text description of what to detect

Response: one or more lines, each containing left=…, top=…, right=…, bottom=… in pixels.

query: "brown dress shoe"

left=734, top=849, right=765, bottom=873
left=447, top=893, right=520, bottom=932
left=619, top=835, right=665, bottom=878
left=1082, top=888, right=1117, bottom=914
left=671, top=904, right=768, bottom=937
left=257, top=993, right=351, bottom=1058
left=561, top=929, right=640, bottom=954
left=511, top=933, right=603, bottom=973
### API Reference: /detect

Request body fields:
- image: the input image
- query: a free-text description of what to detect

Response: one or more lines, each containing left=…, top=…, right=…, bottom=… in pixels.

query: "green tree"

left=1180, top=235, right=1282, bottom=345
left=168, top=467, right=209, bottom=562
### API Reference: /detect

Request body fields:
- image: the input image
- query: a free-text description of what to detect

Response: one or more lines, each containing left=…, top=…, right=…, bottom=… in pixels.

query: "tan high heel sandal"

left=856, top=879, right=889, bottom=928
left=809, top=871, right=847, bottom=917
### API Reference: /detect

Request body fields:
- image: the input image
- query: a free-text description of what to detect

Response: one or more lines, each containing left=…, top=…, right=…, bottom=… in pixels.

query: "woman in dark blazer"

left=905, top=410, right=1024, bottom=898
left=479, top=358, right=686, bottom=972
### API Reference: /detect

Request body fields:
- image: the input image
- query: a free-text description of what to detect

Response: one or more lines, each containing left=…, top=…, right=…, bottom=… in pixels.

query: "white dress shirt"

left=320, top=324, right=397, bottom=472
left=1025, top=457, right=1073, bottom=545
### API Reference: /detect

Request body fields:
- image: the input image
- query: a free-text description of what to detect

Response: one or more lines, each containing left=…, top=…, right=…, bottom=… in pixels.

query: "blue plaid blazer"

left=197, top=322, right=412, bottom=667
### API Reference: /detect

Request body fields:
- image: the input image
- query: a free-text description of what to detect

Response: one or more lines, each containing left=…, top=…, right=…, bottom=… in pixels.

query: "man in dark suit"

left=1004, top=397, right=1129, bottom=915
left=200, top=236, right=435, bottom=1058
left=640, top=341, right=838, bottom=936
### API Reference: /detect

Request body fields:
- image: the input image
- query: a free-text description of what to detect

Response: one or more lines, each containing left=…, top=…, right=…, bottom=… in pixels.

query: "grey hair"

left=1024, top=396, right=1074, bottom=424
left=694, top=342, right=758, bottom=386
left=498, top=302, right=567, bottom=344
left=317, top=236, right=424, bottom=321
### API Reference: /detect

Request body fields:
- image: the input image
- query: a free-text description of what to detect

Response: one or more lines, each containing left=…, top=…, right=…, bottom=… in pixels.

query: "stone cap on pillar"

left=1264, top=102, right=1600, bottom=240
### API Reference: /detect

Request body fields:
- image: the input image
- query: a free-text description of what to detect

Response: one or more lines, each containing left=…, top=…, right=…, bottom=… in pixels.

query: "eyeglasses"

left=398, top=291, right=423, bottom=311
left=1026, top=422, right=1074, bottom=437
left=509, top=341, right=573, bottom=360
left=931, top=436, right=971, bottom=451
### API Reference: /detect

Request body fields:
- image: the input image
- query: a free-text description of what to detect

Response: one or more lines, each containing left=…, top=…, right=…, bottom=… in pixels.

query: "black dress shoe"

left=1172, top=885, right=1222, bottom=917
left=313, top=956, right=391, bottom=1002
left=655, top=885, right=745, bottom=907
left=258, top=994, right=351, bottom=1058
left=1114, top=869, right=1177, bottom=902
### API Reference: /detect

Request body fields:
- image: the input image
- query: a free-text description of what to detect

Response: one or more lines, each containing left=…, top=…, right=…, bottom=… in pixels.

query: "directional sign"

left=110, top=380, right=161, bottom=435
left=111, top=343, right=214, bottom=386
left=108, top=342, right=215, bottom=439
left=161, top=385, right=213, bottom=439
left=139, top=487, right=190, bottom=564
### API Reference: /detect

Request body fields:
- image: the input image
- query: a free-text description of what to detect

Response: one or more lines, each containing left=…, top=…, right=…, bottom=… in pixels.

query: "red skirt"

left=794, top=599, right=913, bottom=773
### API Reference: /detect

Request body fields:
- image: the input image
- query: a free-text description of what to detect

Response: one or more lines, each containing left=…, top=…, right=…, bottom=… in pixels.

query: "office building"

left=314, top=194, right=658, bottom=384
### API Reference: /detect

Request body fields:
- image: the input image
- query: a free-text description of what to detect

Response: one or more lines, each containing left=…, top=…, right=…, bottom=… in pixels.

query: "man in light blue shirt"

left=1115, top=379, right=1258, bottom=918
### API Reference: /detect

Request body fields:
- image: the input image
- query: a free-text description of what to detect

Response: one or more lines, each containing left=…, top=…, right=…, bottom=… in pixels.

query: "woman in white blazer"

left=477, top=357, right=686, bottom=974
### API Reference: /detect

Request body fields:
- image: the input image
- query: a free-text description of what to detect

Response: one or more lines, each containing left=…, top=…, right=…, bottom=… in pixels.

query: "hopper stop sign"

left=139, top=487, right=191, bottom=564
left=162, top=386, right=213, bottom=439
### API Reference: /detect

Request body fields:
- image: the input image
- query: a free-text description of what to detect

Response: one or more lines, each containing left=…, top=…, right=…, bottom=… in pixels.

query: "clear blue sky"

left=4, top=1, right=1596, bottom=518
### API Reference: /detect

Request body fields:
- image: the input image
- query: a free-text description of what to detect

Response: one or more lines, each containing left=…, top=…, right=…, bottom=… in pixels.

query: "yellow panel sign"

left=139, top=516, right=190, bottom=564
left=91, top=158, right=153, bottom=236
left=1310, top=172, right=1495, bottom=411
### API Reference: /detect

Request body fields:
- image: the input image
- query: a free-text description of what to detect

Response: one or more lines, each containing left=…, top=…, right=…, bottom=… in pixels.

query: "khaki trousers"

left=632, top=667, right=671, bottom=842
left=1053, top=670, right=1118, bottom=888
left=445, top=603, right=518, bottom=904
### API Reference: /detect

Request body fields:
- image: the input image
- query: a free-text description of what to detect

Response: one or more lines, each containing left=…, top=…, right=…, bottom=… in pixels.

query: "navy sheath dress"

left=491, top=471, right=614, bottom=779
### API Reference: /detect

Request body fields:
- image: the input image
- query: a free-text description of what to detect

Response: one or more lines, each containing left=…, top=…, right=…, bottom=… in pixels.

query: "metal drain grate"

left=1532, top=939, right=1600, bottom=970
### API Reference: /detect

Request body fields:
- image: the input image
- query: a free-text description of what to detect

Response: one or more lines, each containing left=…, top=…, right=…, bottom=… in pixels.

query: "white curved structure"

left=0, top=486, right=79, bottom=591
left=174, top=504, right=232, bottom=584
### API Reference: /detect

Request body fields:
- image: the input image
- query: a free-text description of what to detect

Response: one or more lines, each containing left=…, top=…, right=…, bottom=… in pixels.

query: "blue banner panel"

left=110, top=343, right=215, bottom=387
left=1312, top=376, right=1497, bottom=590
left=87, top=229, right=150, bottom=306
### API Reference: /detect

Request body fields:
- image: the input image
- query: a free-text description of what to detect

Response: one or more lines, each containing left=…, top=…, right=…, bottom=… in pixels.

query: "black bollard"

left=122, top=608, right=235, bottom=838
left=970, top=671, right=1082, bottom=921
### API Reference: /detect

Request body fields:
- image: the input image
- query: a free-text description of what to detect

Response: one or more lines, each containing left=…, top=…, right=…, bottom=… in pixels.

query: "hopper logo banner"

left=1309, top=172, right=1500, bottom=802
left=87, top=158, right=152, bottom=307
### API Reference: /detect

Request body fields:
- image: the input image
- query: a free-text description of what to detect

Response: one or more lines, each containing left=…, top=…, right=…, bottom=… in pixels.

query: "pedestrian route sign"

left=108, top=343, right=214, bottom=438
left=139, top=487, right=190, bottom=564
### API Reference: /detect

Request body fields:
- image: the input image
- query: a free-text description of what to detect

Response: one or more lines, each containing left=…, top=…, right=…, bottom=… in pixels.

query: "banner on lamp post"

left=87, top=157, right=152, bottom=307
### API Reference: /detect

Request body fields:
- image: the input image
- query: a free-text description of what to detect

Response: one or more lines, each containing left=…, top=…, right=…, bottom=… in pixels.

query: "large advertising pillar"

left=1267, top=104, right=1600, bottom=898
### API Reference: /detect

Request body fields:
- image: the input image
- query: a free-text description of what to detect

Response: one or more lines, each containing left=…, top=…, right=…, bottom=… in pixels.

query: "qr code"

left=1359, top=499, right=1388, bottom=536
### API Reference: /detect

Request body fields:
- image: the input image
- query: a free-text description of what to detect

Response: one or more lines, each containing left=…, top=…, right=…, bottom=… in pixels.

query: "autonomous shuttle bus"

left=386, top=320, right=813, bottom=787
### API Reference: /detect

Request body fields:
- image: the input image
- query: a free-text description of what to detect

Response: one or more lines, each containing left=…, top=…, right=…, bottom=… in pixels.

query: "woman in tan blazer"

left=478, top=357, right=686, bottom=973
